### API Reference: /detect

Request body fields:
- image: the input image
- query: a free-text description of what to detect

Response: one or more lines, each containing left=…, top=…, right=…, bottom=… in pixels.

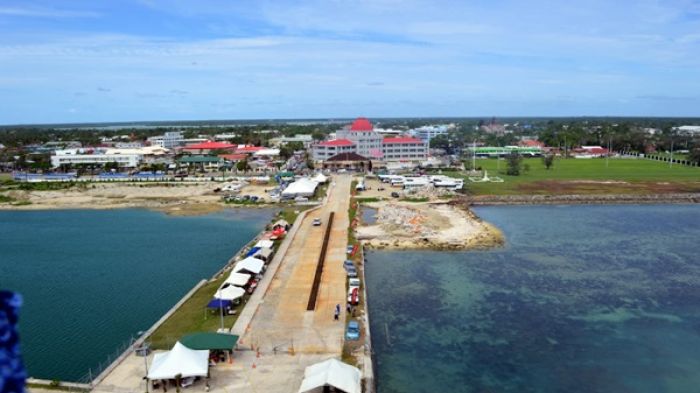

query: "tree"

left=429, top=134, right=450, bottom=151
left=236, top=157, right=249, bottom=172
left=542, top=154, right=555, bottom=170
left=689, top=146, right=700, bottom=165
left=505, top=152, right=522, bottom=176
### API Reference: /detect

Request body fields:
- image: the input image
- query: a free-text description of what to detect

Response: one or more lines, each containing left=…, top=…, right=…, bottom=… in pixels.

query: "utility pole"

left=669, top=139, right=674, bottom=168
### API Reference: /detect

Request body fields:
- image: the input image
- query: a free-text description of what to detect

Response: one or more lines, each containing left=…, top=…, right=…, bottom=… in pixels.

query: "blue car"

left=346, top=320, right=360, bottom=341
left=343, top=260, right=355, bottom=269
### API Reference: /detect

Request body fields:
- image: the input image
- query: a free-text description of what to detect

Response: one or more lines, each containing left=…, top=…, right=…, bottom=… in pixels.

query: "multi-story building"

left=148, top=131, right=185, bottom=148
left=381, top=137, right=428, bottom=161
left=335, top=118, right=384, bottom=159
left=312, top=118, right=428, bottom=163
left=312, top=139, right=356, bottom=161
left=51, top=149, right=142, bottom=168
left=410, top=125, right=449, bottom=143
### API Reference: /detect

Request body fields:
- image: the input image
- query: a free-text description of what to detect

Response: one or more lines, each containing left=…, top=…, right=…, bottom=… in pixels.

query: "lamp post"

left=136, top=330, right=149, bottom=393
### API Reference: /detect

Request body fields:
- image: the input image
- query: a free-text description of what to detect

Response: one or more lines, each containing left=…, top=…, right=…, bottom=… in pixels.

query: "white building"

left=675, top=125, right=700, bottom=134
left=312, top=139, right=356, bottom=161
left=270, top=134, right=314, bottom=147
left=311, top=118, right=428, bottom=163
left=410, top=125, right=449, bottom=143
left=335, top=118, right=384, bottom=159
left=148, top=131, right=185, bottom=148
left=51, top=149, right=142, bottom=168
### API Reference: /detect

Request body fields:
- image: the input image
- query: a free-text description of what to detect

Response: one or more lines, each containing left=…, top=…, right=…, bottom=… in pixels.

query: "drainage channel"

left=307, top=211, right=335, bottom=310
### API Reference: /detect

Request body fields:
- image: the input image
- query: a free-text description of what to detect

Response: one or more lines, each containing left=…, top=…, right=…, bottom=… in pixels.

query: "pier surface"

left=84, top=175, right=353, bottom=393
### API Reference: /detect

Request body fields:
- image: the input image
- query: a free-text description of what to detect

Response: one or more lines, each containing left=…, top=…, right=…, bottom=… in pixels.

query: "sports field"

left=450, top=157, right=700, bottom=195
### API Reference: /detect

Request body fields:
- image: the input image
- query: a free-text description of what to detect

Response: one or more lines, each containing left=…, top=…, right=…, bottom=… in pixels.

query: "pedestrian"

left=334, top=303, right=340, bottom=320
left=347, top=302, right=351, bottom=313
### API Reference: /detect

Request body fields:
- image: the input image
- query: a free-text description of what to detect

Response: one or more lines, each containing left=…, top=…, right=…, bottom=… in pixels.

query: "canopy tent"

left=233, top=257, right=265, bottom=275
left=147, top=342, right=209, bottom=380
left=312, top=173, right=328, bottom=184
left=272, top=227, right=286, bottom=238
left=254, top=240, right=274, bottom=249
left=282, top=178, right=319, bottom=199
left=298, top=358, right=361, bottom=393
left=224, top=272, right=251, bottom=287
left=214, top=286, right=246, bottom=301
left=271, top=219, right=289, bottom=229
left=245, top=247, right=261, bottom=257
left=180, top=332, right=239, bottom=351
left=206, top=299, right=232, bottom=309
left=254, top=247, right=273, bottom=261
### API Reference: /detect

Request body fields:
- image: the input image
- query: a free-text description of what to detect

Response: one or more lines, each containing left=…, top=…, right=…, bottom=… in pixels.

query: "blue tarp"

left=207, top=299, right=232, bottom=309
left=245, top=247, right=261, bottom=257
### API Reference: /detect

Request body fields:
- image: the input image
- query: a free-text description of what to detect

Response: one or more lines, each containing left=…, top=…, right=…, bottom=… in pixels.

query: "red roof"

left=235, top=146, right=265, bottom=153
left=383, top=137, right=423, bottom=144
left=318, top=139, right=355, bottom=147
left=519, top=140, right=545, bottom=148
left=350, top=117, right=373, bottom=131
left=219, top=154, right=247, bottom=161
left=183, top=141, right=236, bottom=150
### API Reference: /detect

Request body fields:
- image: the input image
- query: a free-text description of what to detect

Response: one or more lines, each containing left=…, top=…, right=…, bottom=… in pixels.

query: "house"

left=182, top=141, right=236, bottom=154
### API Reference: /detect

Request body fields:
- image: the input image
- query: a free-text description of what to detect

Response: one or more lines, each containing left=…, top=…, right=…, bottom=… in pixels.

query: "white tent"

left=147, top=342, right=209, bottom=380
left=255, top=239, right=275, bottom=249
left=282, top=178, right=319, bottom=199
left=253, top=148, right=280, bottom=157
left=224, top=272, right=250, bottom=287
left=298, top=358, right=361, bottom=393
left=214, top=285, right=246, bottom=301
left=312, top=173, right=328, bottom=184
left=254, top=247, right=273, bottom=261
left=233, top=257, right=265, bottom=274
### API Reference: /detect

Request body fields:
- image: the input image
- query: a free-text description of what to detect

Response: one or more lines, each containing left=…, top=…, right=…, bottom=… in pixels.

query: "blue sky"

left=1, top=0, right=700, bottom=124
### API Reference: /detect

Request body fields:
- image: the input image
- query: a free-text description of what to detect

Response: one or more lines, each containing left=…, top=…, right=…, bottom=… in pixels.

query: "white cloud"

left=0, top=6, right=100, bottom=18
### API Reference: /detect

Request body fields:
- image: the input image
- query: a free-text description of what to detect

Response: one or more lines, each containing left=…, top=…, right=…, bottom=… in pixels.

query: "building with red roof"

left=312, top=117, right=427, bottom=163
left=235, top=145, right=265, bottom=154
left=182, top=141, right=236, bottom=154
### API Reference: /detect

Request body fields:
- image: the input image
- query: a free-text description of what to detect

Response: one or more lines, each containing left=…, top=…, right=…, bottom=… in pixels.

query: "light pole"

left=136, top=330, right=149, bottom=393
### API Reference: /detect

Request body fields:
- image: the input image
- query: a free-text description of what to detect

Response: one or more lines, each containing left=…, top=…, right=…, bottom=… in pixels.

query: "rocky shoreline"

left=356, top=201, right=505, bottom=251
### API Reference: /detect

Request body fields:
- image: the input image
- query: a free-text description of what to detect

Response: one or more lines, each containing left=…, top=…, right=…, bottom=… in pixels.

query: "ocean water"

left=365, top=204, right=700, bottom=393
left=0, top=208, right=274, bottom=381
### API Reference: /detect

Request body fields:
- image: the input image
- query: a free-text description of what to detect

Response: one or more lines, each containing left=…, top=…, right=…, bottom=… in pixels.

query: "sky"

left=1, top=0, right=700, bottom=124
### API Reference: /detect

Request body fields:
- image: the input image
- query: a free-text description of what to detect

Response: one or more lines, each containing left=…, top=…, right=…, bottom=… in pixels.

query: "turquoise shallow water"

left=0, top=208, right=274, bottom=381
left=365, top=204, right=700, bottom=393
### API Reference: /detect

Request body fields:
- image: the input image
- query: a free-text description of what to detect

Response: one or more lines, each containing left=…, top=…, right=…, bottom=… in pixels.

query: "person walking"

left=334, top=304, right=340, bottom=320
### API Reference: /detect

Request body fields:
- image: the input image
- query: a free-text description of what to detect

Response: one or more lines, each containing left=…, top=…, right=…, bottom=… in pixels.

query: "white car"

left=312, top=218, right=322, bottom=226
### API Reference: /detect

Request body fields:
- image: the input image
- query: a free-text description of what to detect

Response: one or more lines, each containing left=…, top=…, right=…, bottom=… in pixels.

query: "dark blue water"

left=0, top=208, right=274, bottom=381
left=366, top=204, right=700, bottom=393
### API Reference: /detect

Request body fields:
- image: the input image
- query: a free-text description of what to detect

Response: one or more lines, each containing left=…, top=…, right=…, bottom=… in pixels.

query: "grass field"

left=451, top=157, right=700, bottom=195
left=148, top=275, right=243, bottom=349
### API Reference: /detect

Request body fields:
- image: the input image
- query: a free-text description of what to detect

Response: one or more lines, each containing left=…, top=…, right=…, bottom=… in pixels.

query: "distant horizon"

left=1, top=1, right=700, bottom=123
left=3, top=114, right=700, bottom=129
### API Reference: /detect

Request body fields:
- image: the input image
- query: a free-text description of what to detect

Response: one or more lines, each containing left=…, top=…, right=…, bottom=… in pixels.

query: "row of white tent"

left=148, top=346, right=361, bottom=393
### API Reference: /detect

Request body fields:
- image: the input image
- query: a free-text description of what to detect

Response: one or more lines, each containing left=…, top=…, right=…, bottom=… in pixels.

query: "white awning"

left=233, top=257, right=264, bottom=274
left=298, top=358, right=361, bottom=393
left=224, top=272, right=251, bottom=287
left=214, top=285, right=246, bottom=301
left=255, top=239, right=275, bottom=249
left=254, top=247, right=273, bottom=260
left=147, top=342, right=209, bottom=380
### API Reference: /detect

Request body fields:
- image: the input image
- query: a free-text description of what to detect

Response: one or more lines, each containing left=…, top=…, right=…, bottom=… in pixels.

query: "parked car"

left=347, top=287, right=360, bottom=305
left=346, top=266, right=358, bottom=278
left=346, top=320, right=360, bottom=340
left=391, top=192, right=400, bottom=198
left=378, top=187, right=385, bottom=191
left=312, top=218, right=322, bottom=226
left=346, top=245, right=355, bottom=254
left=295, top=196, right=309, bottom=202
left=343, top=260, right=355, bottom=269
left=348, top=278, right=361, bottom=289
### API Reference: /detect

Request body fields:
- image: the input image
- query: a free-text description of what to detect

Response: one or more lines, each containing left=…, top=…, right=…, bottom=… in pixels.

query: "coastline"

left=465, top=192, right=700, bottom=205
left=356, top=201, right=505, bottom=251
